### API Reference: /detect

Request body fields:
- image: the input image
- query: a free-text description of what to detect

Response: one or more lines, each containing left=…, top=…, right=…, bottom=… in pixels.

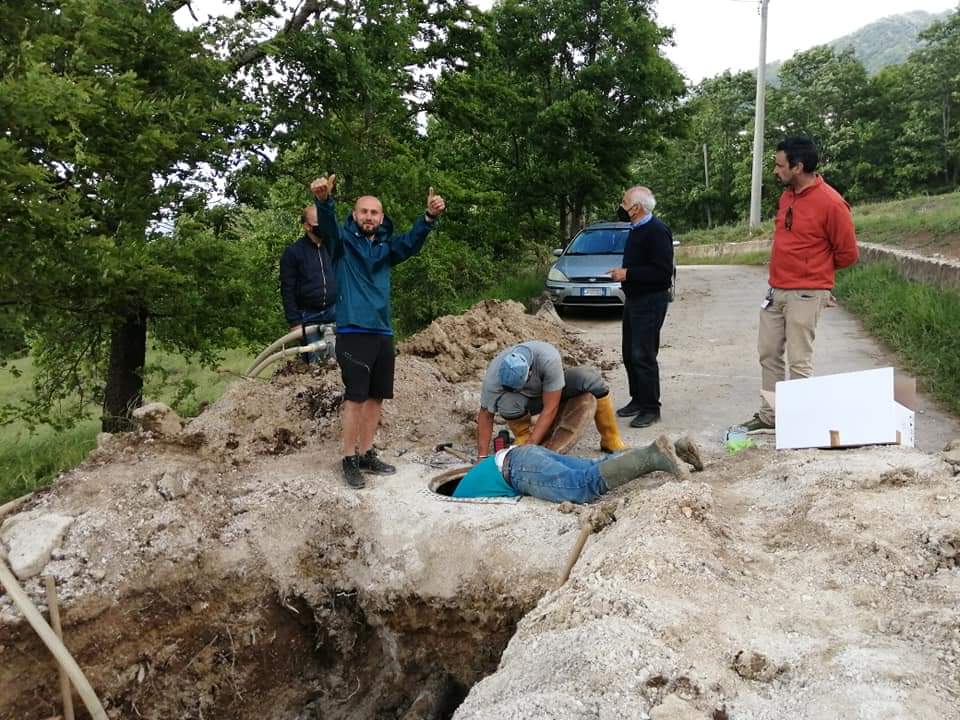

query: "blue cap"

left=498, top=346, right=531, bottom=390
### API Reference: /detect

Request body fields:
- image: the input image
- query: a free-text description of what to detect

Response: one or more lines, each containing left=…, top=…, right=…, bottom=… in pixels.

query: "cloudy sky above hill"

left=654, top=0, right=957, bottom=83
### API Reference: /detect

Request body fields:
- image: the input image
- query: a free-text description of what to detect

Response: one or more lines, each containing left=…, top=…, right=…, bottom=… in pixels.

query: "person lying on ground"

left=476, top=341, right=627, bottom=459
left=454, top=436, right=703, bottom=503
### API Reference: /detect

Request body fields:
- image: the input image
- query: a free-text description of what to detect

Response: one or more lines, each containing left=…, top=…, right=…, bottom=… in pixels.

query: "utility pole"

left=703, top=143, right=712, bottom=227
left=749, top=0, right=770, bottom=229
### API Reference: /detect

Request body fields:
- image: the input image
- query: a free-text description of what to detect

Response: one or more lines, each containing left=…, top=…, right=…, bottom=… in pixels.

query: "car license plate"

left=580, top=287, right=605, bottom=297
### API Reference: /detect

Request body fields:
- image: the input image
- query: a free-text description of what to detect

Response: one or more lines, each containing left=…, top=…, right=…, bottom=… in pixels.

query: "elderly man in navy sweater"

left=608, top=186, right=674, bottom=428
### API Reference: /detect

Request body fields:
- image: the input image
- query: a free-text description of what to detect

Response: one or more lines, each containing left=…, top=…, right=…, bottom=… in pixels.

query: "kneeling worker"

left=476, top=341, right=626, bottom=459
left=455, top=436, right=691, bottom=503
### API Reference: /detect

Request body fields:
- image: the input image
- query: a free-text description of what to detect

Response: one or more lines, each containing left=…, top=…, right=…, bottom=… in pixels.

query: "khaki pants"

left=757, top=288, right=830, bottom=424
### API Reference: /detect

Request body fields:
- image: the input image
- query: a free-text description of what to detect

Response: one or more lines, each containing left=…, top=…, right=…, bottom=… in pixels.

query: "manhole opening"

left=434, top=477, right=462, bottom=496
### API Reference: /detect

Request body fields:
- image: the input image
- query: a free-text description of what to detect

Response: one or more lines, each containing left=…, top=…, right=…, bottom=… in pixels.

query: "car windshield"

left=565, top=228, right=628, bottom=255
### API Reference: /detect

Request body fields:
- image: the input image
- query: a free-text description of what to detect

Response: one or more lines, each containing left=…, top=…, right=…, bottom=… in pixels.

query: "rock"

left=452, top=389, right=481, bottom=420
left=944, top=438, right=960, bottom=452
left=732, top=649, right=784, bottom=682
left=0, top=511, right=74, bottom=579
left=156, top=470, right=194, bottom=500
left=650, top=694, right=701, bottom=720
left=133, top=402, right=183, bottom=437
left=534, top=299, right=565, bottom=326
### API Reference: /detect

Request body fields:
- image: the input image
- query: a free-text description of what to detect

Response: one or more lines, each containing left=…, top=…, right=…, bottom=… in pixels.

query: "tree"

left=430, top=0, right=685, bottom=242
left=0, top=0, right=248, bottom=430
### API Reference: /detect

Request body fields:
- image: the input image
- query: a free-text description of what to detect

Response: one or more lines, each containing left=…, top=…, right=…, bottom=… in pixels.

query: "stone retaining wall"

left=858, top=242, right=960, bottom=293
left=677, top=237, right=771, bottom=258
left=677, top=238, right=960, bottom=294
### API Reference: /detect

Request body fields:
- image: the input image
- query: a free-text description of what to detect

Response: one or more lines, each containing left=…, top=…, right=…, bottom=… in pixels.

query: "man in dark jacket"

left=608, top=186, right=674, bottom=428
left=279, top=204, right=337, bottom=362
left=311, top=174, right=446, bottom=489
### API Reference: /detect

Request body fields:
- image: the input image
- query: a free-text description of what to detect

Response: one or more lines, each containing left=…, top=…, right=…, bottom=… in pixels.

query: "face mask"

left=310, top=224, right=322, bottom=237
left=616, top=205, right=631, bottom=222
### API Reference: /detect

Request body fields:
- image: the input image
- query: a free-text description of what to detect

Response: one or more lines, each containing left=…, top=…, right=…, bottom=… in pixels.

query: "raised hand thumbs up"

left=310, top=173, right=336, bottom=200
left=426, top=186, right=445, bottom=220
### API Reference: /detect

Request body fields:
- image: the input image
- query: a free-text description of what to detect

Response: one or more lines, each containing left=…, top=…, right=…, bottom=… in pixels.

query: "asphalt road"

left=563, top=264, right=960, bottom=453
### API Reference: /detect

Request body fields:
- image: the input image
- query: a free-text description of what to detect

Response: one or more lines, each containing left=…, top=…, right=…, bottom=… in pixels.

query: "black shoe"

left=359, top=448, right=396, bottom=475
left=342, top=455, right=365, bottom=488
left=629, top=410, right=661, bottom=428
left=616, top=400, right=643, bottom=418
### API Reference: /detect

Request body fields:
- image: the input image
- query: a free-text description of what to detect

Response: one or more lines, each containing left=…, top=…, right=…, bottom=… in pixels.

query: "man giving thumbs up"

left=310, top=175, right=447, bottom=489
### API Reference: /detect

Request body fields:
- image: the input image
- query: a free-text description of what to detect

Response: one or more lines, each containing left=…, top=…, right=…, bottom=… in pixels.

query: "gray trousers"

left=498, top=367, right=607, bottom=420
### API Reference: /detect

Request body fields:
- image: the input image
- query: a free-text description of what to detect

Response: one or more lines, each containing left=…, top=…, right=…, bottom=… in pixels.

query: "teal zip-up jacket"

left=314, top=197, right=434, bottom=333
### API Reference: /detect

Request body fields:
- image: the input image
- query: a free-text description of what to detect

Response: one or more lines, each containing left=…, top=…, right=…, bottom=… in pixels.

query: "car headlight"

left=547, top=266, right=569, bottom=282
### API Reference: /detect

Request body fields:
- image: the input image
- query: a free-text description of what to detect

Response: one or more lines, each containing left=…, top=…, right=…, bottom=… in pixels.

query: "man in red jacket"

left=741, top=136, right=859, bottom=431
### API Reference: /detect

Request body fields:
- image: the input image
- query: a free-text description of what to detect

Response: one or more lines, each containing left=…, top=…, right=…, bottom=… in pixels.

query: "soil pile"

left=456, top=443, right=960, bottom=719
left=399, top=299, right=607, bottom=383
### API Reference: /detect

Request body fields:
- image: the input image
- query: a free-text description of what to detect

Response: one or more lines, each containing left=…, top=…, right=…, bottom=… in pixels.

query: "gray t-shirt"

left=480, top=341, right=565, bottom=413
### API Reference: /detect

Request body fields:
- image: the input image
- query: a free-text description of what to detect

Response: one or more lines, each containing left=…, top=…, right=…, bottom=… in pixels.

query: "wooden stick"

left=557, top=524, right=593, bottom=588
left=0, top=492, right=33, bottom=521
left=45, top=576, right=76, bottom=720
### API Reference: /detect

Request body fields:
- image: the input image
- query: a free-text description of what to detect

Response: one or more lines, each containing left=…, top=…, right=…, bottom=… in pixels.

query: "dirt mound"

left=399, top=299, right=606, bottom=383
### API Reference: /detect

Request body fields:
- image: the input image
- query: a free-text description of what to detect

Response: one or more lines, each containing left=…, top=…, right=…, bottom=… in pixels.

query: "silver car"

left=545, top=222, right=678, bottom=312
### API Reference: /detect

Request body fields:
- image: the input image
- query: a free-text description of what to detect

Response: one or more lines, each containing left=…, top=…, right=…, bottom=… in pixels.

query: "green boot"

left=674, top=436, right=704, bottom=472
left=599, top=435, right=688, bottom=490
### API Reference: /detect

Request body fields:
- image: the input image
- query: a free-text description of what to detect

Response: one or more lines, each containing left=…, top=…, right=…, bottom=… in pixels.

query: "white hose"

left=244, top=324, right=321, bottom=375
left=246, top=340, right=328, bottom=378
left=0, top=556, right=107, bottom=720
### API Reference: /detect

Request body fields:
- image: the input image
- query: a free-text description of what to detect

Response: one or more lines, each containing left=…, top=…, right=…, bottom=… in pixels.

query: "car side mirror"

left=552, top=248, right=563, bottom=257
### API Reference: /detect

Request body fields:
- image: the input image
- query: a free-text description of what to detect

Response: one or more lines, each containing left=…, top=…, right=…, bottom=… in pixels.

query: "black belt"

left=501, top=449, right=513, bottom=485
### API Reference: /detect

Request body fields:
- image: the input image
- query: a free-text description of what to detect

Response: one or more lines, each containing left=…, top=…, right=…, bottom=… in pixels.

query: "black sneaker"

left=342, top=455, right=365, bottom=489
left=629, top=410, right=661, bottom=428
left=742, top=413, right=775, bottom=432
left=616, top=400, right=643, bottom=418
left=359, top=448, right=396, bottom=475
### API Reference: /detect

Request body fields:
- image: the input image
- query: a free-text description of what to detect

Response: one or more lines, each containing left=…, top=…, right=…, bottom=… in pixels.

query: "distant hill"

left=766, top=9, right=950, bottom=84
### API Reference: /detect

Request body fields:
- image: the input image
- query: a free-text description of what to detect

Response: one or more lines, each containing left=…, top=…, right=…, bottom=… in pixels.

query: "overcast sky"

left=653, top=0, right=959, bottom=83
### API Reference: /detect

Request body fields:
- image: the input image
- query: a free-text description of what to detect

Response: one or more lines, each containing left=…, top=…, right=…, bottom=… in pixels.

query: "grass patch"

left=452, top=263, right=551, bottom=314
left=834, top=262, right=960, bottom=416
left=677, top=221, right=772, bottom=246
left=677, top=251, right=770, bottom=266
left=0, top=421, right=99, bottom=504
left=0, top=346, right=253, bottom=504
left=854, top=192, right=960, bottom=245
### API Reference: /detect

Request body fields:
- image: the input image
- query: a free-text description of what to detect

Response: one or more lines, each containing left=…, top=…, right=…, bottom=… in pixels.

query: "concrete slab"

left=563, top=264, right=960, bottom=452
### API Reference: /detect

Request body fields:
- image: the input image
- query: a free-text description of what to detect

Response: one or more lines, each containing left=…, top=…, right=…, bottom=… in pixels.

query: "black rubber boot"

left=342, top=455, right=365, bottom=488
left=599, top=435, right=687, bottom=490
left=359, top=448, right=396, bottom=475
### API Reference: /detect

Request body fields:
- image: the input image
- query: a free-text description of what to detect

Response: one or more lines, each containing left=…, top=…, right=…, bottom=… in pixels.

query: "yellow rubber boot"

left=595, top=395, right=627, bottom=453
left=506, top=415, right=533, bottom=445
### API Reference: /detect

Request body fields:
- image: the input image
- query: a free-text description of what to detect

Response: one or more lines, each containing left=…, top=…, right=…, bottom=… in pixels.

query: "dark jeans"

left=622, top=290, right=670, bottom=412
left=301, top=308, right=335, bottom=363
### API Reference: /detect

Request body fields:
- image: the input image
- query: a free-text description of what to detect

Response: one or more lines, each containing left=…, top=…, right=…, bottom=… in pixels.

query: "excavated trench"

left=2, top=570, right=534, bottom=720
left=0, top=463, right=569, bottom=720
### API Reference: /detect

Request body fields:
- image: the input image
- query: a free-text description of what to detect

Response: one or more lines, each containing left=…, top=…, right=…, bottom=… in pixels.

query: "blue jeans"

left=301, top=308, right=335, bottom=363
left=506, top=445, right=608, bottom=503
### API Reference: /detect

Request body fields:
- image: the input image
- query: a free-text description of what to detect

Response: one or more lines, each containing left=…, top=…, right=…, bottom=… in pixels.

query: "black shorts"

left=335, top=333, right=395, bottom=402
